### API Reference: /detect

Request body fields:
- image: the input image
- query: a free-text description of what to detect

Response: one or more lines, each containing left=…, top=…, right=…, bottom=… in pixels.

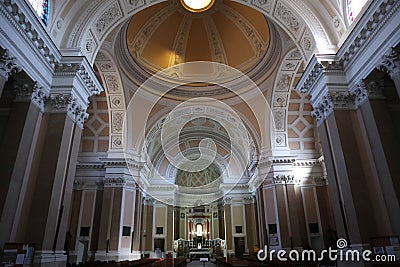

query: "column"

left=95, top=184, right=123, bottom=261
left=377, top=47, right=400, bottom=98
left=7, top=58, right=101, bottom=267
left=218, top=205, right=225, bottom=240
left=357, top=80, right=400, bottom=235
left=132, top=189, right=143, bottom=251
left=0, top=82, right=44, bottom=247
left=255, top=187, right=266, bottom=248
left=173, top=207, right=180, bottom=240
left=244, top=196, right=257, bottom=254
left=313, top=89, right=394, bottom=249
left=272, top=175, right=307, bottom=249
left=0, top=48, right=20, bottom=97
left=141, top=197, right=154, bottom=255
left=20, top=95, right=88, bottom=265
left=166, top=205, right=173, bottom=251
left=223, top=197, right=232, bottom=254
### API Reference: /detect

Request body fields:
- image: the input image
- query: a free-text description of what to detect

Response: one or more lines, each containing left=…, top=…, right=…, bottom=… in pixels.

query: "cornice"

left=76, top=162, right=105, bottom=169
left=339, top=0, right=400, bottom=67
left=0, top=0, right=60, bottom=67
left=297, top=0, right=399, bottom=96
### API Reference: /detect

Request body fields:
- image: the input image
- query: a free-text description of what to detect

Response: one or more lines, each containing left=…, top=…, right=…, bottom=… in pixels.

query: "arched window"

left=28, top=0, right=49, bottom=25
left=347, top=0, right=368, bottom=24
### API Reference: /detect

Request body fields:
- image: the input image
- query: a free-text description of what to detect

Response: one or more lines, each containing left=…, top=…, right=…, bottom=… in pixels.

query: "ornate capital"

left=311, top=83, right=369, bottom=126
left=377, top=47, right=400, bottom=78
left=44, top=94, right=89, bottom=128
left=13, top=82, right=47, bottom=110
left=313, top=176, right=328, bottom=186
left=143, top=197, right=155, bottom=206
left=0, top=49, right=21, bottom=81
left=272, top=174, right=299, bottom=185
left=243, top=196, right=254, bottom=204
left=364, top=80, right=386, bottom=100
left=31, top=84, right=47, bottom=110
left=104, top=177, right=126, bottom=187
left=223, top=197, right=232, bottom=205
left=14, top=82, right=35, bottom=102
left=350, top=82, right=369, bottom=106
left=311, top=94, right=333, bottom=126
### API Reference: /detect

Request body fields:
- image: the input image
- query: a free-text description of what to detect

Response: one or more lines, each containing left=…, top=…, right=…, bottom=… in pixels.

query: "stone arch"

left=56, top=0, right=335, bottom=64
left=271, top=48, right=303, bottom=154
left=93, top=47, right=126, bottom=152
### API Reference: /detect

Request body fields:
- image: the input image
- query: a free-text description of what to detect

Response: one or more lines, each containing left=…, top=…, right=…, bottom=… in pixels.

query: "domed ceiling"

left=126, top=0, right=270, bottom=75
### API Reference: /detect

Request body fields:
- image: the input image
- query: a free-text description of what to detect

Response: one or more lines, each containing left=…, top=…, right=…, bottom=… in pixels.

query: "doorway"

left=234, top=237, right=245, bottom=257
left=154, top=238, right=165, bottom=252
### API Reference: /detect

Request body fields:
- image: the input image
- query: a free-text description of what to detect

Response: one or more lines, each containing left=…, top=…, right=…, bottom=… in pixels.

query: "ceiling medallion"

left=180, top=0, right=215, bottom=13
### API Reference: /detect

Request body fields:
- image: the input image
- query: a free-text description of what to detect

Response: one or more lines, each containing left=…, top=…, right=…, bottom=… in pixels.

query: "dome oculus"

left=180, top=0, right=215, bottom=12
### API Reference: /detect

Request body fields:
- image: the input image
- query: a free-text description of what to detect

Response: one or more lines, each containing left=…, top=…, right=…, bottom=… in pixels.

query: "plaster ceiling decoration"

left=126, top=0, right=270, bottom=76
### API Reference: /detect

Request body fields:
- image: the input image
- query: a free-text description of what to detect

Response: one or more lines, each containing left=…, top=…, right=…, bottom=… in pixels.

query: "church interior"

left=0, top=0, right=399, bottom=266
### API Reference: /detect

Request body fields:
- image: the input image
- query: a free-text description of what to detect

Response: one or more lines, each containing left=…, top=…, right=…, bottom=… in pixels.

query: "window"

left=268, top=224, right=277, bottom=235
left=122, top=226, right=131, bottom=236
left=80, top=227, right=90, bottom=237
left=235, top=226, right=243, bottom=234
left=309, top=223, right=319, bottom=234
left=156, top=227, right=164, bottom=235
left=28, top=0, right=49, bottom=25
left=347, top=0, right=369, bottom=24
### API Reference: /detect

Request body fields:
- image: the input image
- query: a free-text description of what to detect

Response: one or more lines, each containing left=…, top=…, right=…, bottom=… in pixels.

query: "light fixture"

left=180, top=0, right=215, bottom=13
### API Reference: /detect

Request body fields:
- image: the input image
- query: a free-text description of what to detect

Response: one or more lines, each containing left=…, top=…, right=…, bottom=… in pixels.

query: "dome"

left=126, top=0, right=270, bottom=75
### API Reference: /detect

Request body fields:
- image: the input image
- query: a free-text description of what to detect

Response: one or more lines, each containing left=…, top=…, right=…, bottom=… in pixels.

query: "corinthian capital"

left=0, top=49, right=21, bottom=80
left=377, top=47, right=400, bottom=77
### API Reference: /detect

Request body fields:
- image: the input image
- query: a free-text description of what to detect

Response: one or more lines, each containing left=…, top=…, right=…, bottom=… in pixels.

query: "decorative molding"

left=143, top=197, right=155, bottom=206
left=243, top=196, right=254, bottom=204
left=312, top=176, right=327, bottom=186
left=104, top=177, right=126, bottom=187
left=377, top=47, right=400, bottom=78
left=0, top=0, right=59, bottom=68
left=31, top=83, right=47, bottom=110
left=341, top=0, right=400, bottom=66
left=220, top=6, right=267, bottom=57
left=223, top=197, right=232, bottom=205
left=272, top=174, right=300, bottom=185
left=13, top=82, right=35, bottom=102
left=0, top=48, right=21, bottom=80
left=298, top=58, right=323, bottom=94
left=44, top=94, right=89, bottom=128
left=76, top=163, right=105, bottom=169
left=94, top=2, right=122, bottom=37
left=274, top=1, right=302, bottom=39
left=311, top=93, right=333, bottom=126
left=364, top=79, right=385, bottom=100
left=310, top=82, right=369, bottom=126
left=350, top=81, right=368, bottom=107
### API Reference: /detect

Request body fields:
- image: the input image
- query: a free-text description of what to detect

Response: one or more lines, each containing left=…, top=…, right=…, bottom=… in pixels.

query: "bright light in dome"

left=181, top=0, right=215, bottom=12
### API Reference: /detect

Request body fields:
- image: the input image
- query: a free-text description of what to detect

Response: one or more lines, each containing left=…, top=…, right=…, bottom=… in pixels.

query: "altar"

left=188, top=248, right=211, bottom=261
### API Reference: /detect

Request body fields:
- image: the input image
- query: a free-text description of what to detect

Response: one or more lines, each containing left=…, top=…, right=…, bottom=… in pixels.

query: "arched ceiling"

left=126, top=0, right=270, bottom=75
